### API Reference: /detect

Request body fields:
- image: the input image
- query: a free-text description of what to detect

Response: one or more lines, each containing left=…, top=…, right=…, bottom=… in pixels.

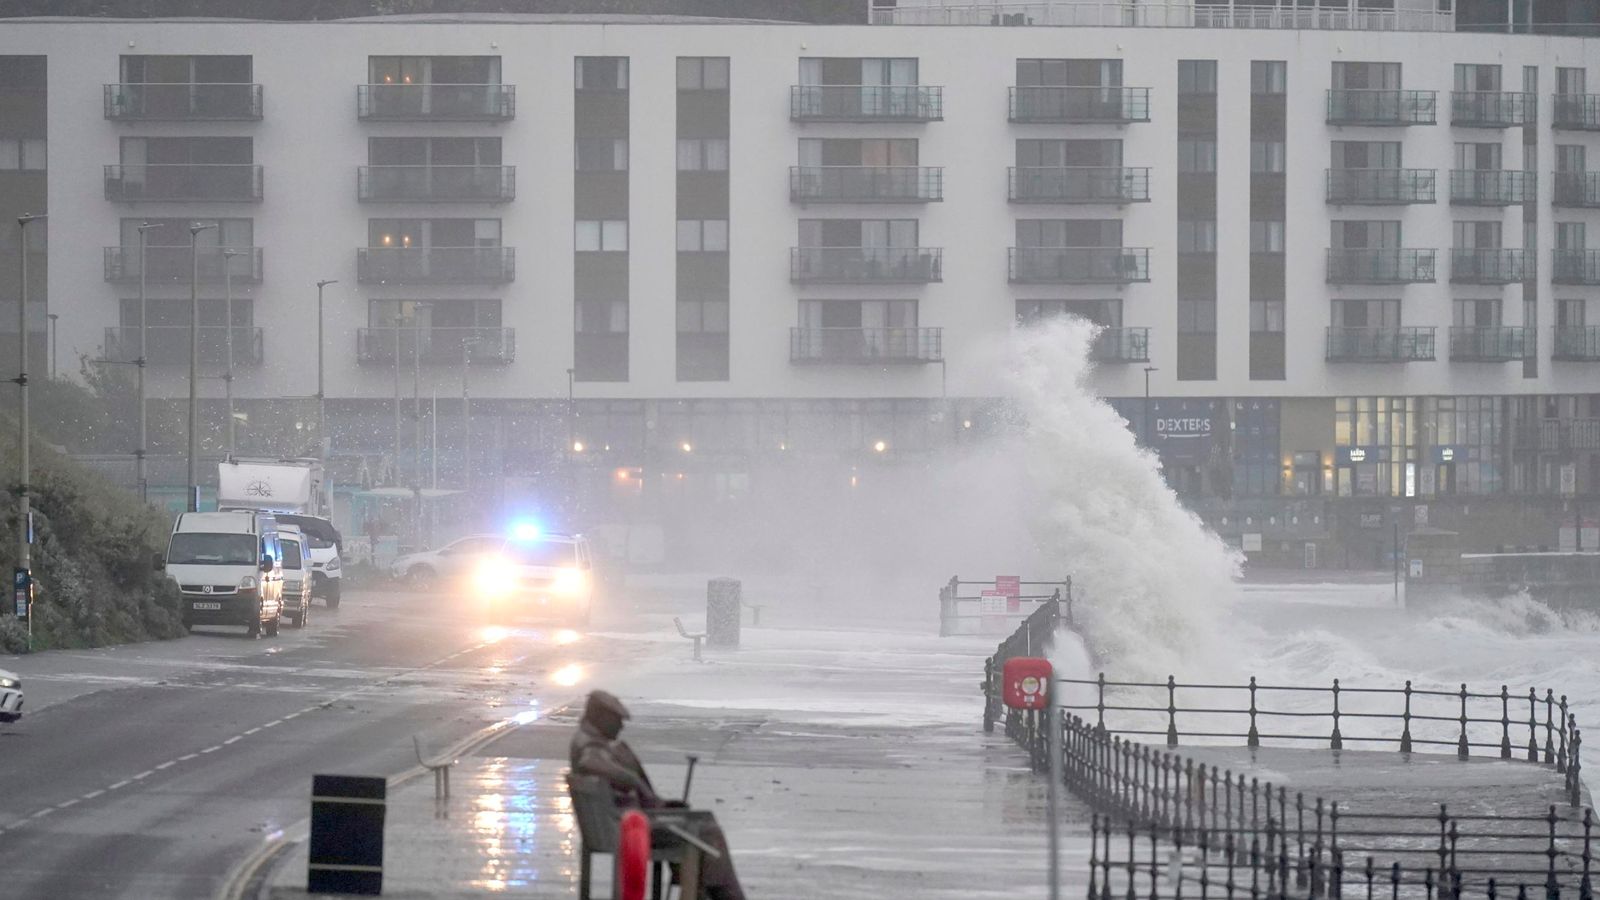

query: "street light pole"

left=16, top=213, right=44, bottom=638
left=187, top=221, right=218, bottom=512
left=461, top=339, right=472, bottom=492
left=1143, top=366, right=1158, bottom=449
left=45, top=314, right=57, bottom=380
left=315, top=279, right=336, bottom=458
left=411, top=305, right=429, bottom=551
left=135, top=221, right=163, bottom=503
left=221, top=247, right=239, bottom=456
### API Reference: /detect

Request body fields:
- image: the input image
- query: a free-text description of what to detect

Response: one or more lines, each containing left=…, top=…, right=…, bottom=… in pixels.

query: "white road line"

left=200, top=745, right=221, bottom=754
left=177, top=753, right=198, bottom=762
left=283, top=712, right=301, bottom=720
left=29, top=809, right=53, bottom=819
left=223, top=736, right=242, bottom=745
left=263, top=720, right=282, bottom=728
left=81, top=790, right=105, bottom=800
left=131, top=770, right=154, bottom=780
left=108, top=780, right=131, bottom=790
left=243, top=727, right=261, bottom=735
left=155, top=761, right=176, bottom=770
left=55, top=799, right=78, bottom=810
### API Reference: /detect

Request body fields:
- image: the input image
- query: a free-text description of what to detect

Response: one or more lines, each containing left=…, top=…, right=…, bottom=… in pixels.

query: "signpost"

left=980, top=589, right=1006, bottom=631
left=996, top=575, right=1021, bottom=613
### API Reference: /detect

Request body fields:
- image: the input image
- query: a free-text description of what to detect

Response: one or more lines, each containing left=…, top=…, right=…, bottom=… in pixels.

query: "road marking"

left=223, top=736, right=242, bottom=745
left=29, top=808, right=53, bottom=819
left=178, top=753, right=198, bottom=762
left=263, top=719, right=282, bottom=728
left=283, top=711, right=301, bottom=720
left=131, top=770, right=154, bottom=781
left=55, top=799, right=78, bottom=810
left=155, top=761, right=176, bottom=770
left=108, top=780, right=131, bottom=790
left=81, top=790, right=105, bottom=800
left=243, top=727, right=261, bottom=735
left=200, top=745, right=221, bottom=754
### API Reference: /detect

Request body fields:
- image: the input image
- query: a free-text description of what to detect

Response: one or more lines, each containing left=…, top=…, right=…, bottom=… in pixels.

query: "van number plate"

left=192, top=602, right=222, bottom=610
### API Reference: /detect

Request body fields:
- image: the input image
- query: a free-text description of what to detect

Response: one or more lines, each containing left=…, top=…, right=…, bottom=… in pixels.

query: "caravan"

left=218, top=457, right=343, bottom=607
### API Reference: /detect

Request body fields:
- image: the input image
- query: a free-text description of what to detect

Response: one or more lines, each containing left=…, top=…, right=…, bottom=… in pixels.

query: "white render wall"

left=4, top=18, right=1600, bottom=403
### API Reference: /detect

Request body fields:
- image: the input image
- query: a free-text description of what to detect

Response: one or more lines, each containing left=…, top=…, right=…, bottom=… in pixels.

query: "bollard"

left=618, top=809, right=651, bottom=900
left=706, top=577, right=741, bottom=648
left=308, top=774, right=386, bottom=895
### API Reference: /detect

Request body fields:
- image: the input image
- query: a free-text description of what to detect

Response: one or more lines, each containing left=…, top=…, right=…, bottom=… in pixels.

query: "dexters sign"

left=1151, top=403, right=1218, bottom=465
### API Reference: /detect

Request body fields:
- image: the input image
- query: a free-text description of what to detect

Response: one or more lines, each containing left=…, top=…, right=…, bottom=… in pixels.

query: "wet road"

left=0, top=589, right=634, bottom=900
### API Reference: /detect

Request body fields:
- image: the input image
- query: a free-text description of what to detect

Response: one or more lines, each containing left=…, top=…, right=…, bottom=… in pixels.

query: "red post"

left=618, top=809, right=650, bottom=900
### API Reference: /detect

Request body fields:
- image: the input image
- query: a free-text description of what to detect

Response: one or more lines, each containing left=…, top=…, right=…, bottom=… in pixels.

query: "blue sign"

left=13, top=567, right=29, bottom=619
left=1151, top=402, right=1219, bottom=465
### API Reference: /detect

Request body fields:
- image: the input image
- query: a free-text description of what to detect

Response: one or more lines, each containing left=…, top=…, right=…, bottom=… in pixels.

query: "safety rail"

left=949, top=576, right=1071, bottom=638
left=978, top=590, right=1070, bottom=732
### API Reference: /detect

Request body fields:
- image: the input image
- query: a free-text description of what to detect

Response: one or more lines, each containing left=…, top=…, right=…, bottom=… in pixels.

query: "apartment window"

left=799, top=138, right=917, bottom=167
left=1178, top=60, right=1217, bottom=94
left=368, top=136, right=499, bottom=166
left=122, top=55, right=252, bottom=84
left=1557, top=223, right=1587, bottom=250
left=576, top=138, right=627, bottom=172
left=577, top=299, right=628, bottom=333
left=1250, top=140, right=1286, bottom=174
left=1332, top=220, right=1400, bottom=249
left=678, top=298, right=730, bottom=334
left=576, top=57, right=628, bottom=91
left=1331, top=299, right=1400, bottom=327
left=1453, top=298, right=1502, bottom=327
left=676, top=219, right=729, bottom=252
left=1251, top=299, right=1285, bottom=332
left=1016, top=298, right=1122, bottom=327
left=1557, top=145, right=1587, bottom=173
left=1016, top=59, right=1121, bottom=87
left=121, top=136, right=252, bottom=164
left=120, top=297, right=254, bottom=327
left=1557, top=67, right=1586, bottom=95
left=369, top=56, right=499, bottom=85
left=677, top=57, right=729, bottom=91
left=1332, top=141, right=1401, bottom=170
left=799, top=298, right=918, bottom=328
left=368, top=218, right=498, bottom=248
left=1177, top=298, right=1217, bottom=333
left=123, top=217, right=252, bottom=248
left=576, top=220, right=628, bottom=252
left=1177, top=220, right=1217, bottom=253
left=0, top=138, right=46, bottom=171
left=1251, top=220, right=1286, bottom=253
left=677, top=138, right=729, bottom=172
left=1017, top=219, right=1121, bottom=247
left=800, top=219, right=917, bottom=247
left=1178, top=139, right=1217, bottom=173
left=1017, top=139, right=1123, bottom=168
left=1454, top=142, right=1501, bottom=170
left=1558, top=299, right=1588, bottom=327
left=1453, top=220, right=1502, bottom=248
left=1251, top=61, right=1286, bottom=95
left=1454, top=64, right=1501, bottom=92
left=367, top=298, right=500, bottom=328
left=1332, top=62, right=1401, bottom=90
left=800, top=57, right=919, bottom=86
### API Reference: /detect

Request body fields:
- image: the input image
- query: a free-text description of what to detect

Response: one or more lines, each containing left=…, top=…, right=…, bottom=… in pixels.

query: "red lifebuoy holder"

left=618, top=809, right=651, bottom=900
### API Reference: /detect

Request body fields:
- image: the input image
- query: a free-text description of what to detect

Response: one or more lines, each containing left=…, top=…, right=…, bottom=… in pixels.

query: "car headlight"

left=326, top=558, right=341, bottom=571
left=473, top=557, right=516, bottom=597
left=239, top=575, right=258, bottom=590
left=552, top=568, right=587, bottom=596
left=0, top=677, right=17, bottom=689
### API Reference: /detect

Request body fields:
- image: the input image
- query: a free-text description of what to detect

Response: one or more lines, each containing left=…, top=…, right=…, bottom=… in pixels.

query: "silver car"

left=0, top=667, right=21, bottom=723
left=390, top=533, right=505, bottom=590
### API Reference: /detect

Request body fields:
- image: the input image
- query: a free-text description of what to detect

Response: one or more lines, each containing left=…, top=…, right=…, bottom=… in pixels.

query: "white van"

left=167, top=510, right=284, bottom=637
left=277, top=524, right=312, bottom=629
left=275, top=514, right=343, bottom=608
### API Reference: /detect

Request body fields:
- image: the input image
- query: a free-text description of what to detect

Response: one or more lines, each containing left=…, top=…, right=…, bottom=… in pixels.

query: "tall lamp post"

left=221, top=247, right=239, bottom=456
left=410, top=303, right=430, bottom=550
left=315, top=279, right=336, bottom=458
left=135, top=221, right=164, bottom=502
left=15, top=213, right=44, bottom=637
left=45, top=314, right=57, bottom=380
left=1143, top=366, right=1158, bottom=449
left=461, top=337, right=480, bottom=492
left=187, top=221, right=218, bottom=512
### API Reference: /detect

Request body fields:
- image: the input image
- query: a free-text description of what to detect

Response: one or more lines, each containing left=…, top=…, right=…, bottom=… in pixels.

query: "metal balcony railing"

left=357, top=165, right=516, bottom=203
left=1451, top=90, right=1535, bottom=127
left=789, top=327, right=943, bottom=364
left=355, top=327, right=515, bottom=365
left=1325, top=168, right=1436, bottom=204
left=103, top=326, right=263, bottom=366
left=356, top=83, right=515, bottom=120
left=1449, top=169, right=1534, bottom=205
left=1090, top=327, right=1150, bottom=362
left=1450, top=325, right=1530, bottom=361
left=356, top=247, right=515, bottom=284
left=789, top=166, right=943, bottom=203
left=1553, top=249, right=1600, bottom=284
left=788, top=247, right=943, bottom=283
left=1324, top=248, right=1436, bottom=284
left=1008, top=247, right=1150, bottom=284
left=789, top=85, right=943, bottom=122
left=103, top=246, right=263, bottom=284
left=1324, top=326, right=1436, bottom=362
left=1553, top=172, right=1600, bottom=207
left=103, top=164, right=264, bottom=202
left=1450, top=248, right=1531, bottom=284
left=1554, top=326, right=1600, bottom=361
left=1554, top=94, right=1600, bottom=131
left=103, top=83, right=263, bottom=120
left=874, top=2, right=1455, bottom=31
left=1008, top=166, right=1150, bottom=204
left=1324, top=89, right=1437, bottom=126
left=1008, top=86, right=1151, bottom=123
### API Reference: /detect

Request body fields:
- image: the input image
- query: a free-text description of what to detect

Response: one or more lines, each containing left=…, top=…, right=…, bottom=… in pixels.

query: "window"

left=1331, top=298, right=1400, bottom=328
left=1455, top=142, right=1501, bottom=171
left=576, top=299, right=628, bottom=333
left=1453, top=298, right=1502, bottom=327
left=1557, top=67, right=1587, bottom=96
left=1453, top=220, right=1502, bottom=249
left=677, top=298, right=730, bottom=333
left=1017, top=138, right=1121, bottom=168
left=1557, top=144, right=1587, bottom=173
left=1178, top=139, right=1217, bottom=173
left=677, top=138, right=729, bottom=172
left=576, top=57, right=628, bottom=91
left=799, top=219, right=917, bottom=248
left=1251, top=220, right=1285, bottom=253
left=1251, top=299, right=1285, bottom=332
left=1016, top=298, right=1122, bottom=327
left=123, top=217, right=253, bottom=249
left=677, top=57, right=729, bottom=91
left=1251, top=61, right=1286, bottom=95
left=1178, top=60, right=1217, bottom=94
left=1177, top=220, right=1217, bottom=253
left=0, top=138, right=46, bottom=171
left=576, top=220, right=628, bottom=252
left=1016, top=59, right=1122, bottom=87
left=1332, top=141, right=1401, bottom=170
left=1177, top=298, right=1217, bottom=333
left=1557, top=223, right=1587, bottom=250
left=799, top=138, right=917, bottom=167
left=368, top=136, right=499, bottom=166
left=1454, top=64, right=1501, bottom=92
left=1332, top=62, right=1401, bottom=90
left=676, top=219, right=729, bottom=252
left=575, top=138, right=627, bottom=172
left=1250, top=140, right=1285, bottom=174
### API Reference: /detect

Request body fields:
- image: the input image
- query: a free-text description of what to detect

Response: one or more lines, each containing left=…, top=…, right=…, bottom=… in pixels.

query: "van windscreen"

left=281, top=540, right=303, bottom=569
left=169, top=533, right=256, bottom=566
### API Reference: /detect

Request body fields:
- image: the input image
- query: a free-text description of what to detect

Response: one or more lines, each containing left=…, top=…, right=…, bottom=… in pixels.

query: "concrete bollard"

left=706, top=577, right=741, bottom=648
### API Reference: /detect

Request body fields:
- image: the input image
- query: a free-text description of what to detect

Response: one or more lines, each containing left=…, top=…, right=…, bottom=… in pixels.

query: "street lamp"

left=45, top=314, right=57, bottom=380
left=187, top=221, right=218, bottom=512
left=134, top=221, right=164, bottom=503
left=221, top=247, right=240, bottom=455
left=15, top=213, right=44, bottom=635
left=1143, top=366, right=1158, bottom=449
left=315, top=279, right=336, bottom=457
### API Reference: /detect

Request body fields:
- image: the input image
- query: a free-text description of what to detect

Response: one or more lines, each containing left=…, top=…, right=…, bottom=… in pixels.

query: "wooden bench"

left=566, top=773, right=721, bottom=900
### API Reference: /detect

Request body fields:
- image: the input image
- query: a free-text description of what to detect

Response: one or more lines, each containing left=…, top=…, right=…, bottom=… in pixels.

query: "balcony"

left=789, top=85, right=942, bottom=122
left=1553, top=249, right=1600, bottom=285
left=1553, top=172, right=1600, bottom=208
left=1008, top=166, right=1150, bottom=204
left=103, top=246, right=263, bottom=284
left=1449, top=170, right=1534, bottom=206
left=1325, top=249, right=1436, bottom=284
left=103, top=326, right=263, bottom=366
left=1008, top=86, right=1150, bottom=124
left=1325, top=327, right=1436, bottom=362
left=1090, top=327, right=1150, bottom=363
left=103, top=83, right=263, bottom=121
left=1554, top=94, right=1600, bottom=131
left=873, top=2, right=1455, bottom=31
left=355, top=327, right=515, bottom=365
left=1008, top=247, right=1150, bottom=284
left=356, top=247, right=515, bottom=285
left=789, top=327, right=942, bottom=365
left=103, top=164, right=263, bottom=203
left=789, top=247, right=942, bottom=284
left=1554, top=327, right=1600, bottom=361
left=357, top=166, right=516, bottom=203
left=1324, top=90, right=1437, bottom=126
left=1325, top=168, right=1436, bottom=205
left=1451, top=91, right=1534, bottom=128
left=789, top=166, right=943, bottom=203
left=356, top=84, right=515, bottom=121
left=1450, top=326, right=1530, bottom=361
left=1450, top=248, right=1531, bottom=284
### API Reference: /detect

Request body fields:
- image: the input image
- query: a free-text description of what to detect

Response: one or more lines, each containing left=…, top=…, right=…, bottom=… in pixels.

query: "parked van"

left=277, top=524, right=312, bottom=629
left=167, top=510, right=284, bottom=637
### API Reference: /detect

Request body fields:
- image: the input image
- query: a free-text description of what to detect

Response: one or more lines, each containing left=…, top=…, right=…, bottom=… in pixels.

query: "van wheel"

left=246, top=607, right=262, bottom=639
left=292, top=606, right=307, bottom=628
left=324, top=593, right=341, bottom=610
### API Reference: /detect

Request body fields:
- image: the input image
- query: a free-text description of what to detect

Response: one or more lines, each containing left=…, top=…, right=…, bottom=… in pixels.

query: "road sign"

left=995, top=575, right=1021, bottom=597
left=13, top=568, right=29, bottom=619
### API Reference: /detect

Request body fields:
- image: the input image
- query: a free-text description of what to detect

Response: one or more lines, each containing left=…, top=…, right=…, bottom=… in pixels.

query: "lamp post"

left=15, top=213, right=44, bottom=637
left=315, top=279, right=336, bottom=458
left=187, top=222, right=218, bottom=512
left=411, top=304, right=429, bottom=550
left=221, top=247, right=239, bottom=456
left=135, top=221, right=164, bottom=502
left=566, top=367, right=576, bottom=516
left=45, top=314, right=57, bottom=380
left=1143, top=366, right=1158, bottom=449
left=461, top=338, right=479, bottom=492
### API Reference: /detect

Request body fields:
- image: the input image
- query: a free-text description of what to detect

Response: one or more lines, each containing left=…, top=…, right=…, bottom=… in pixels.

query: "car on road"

left=278, top=525, right=312, bottom=629
left=0, top=667, right=20, bottom=723
left=472, top=531, right=597, bottom=625
left=167, top=510, right=284, bottom=638
left=390, top=533, right=503, bottom=590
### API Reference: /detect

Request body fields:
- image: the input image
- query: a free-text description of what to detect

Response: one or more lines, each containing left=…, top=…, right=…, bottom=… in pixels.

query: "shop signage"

left=1152, top=404, right=1218, bottom=465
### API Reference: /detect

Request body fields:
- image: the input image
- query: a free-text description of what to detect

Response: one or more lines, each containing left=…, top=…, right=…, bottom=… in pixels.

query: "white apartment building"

left=1, top=7, right=1598, bottom=556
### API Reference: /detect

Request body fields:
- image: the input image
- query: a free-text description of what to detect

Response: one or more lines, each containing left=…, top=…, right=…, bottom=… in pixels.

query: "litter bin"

left=706, top=577, right=741, bottom=648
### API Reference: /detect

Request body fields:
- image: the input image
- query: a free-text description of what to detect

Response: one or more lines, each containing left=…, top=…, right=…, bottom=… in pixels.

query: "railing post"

left=1167, top=675, right=1180, bottom=747
left=1529, top=688, right=1541, bottom=762
left=1248, top=676, right=1261, bottom=748
left=1149, top=823, right=1161, bottom=900
left=1402, top=681, right=1415, bottom=754
left=1097, top=672, right=1108, bottom=732
left=1547, top=804, right=1561, bottom=900
left=1570, top=724, right=1583, bottom=809
left=1089, top=813, right=1102, bottom=900
left=1581, top=807, right=1593, bottom=900
left=1560, top=696, right=1571, bottom=774
left=1548, top=690, right=1560, bottom=766
left=1331, top=679, right=1344, bottom=750
left=981, top=656, right=996, bottom=733
left=1185, top=758, right=1197, bottom=840
left=1500, top=685, right=1514, bottom=759
left=1458, top=684, right=1471, bottom=760
left=1436, top=804, right=1450, bottom=876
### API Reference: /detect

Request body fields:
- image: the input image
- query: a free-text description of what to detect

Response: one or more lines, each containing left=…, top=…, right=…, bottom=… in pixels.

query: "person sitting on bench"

left=570, top=690, right=748, bottom=900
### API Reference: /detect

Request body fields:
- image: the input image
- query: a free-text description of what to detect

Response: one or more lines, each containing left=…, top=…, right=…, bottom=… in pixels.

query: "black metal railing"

left=103, top=246, right=263, bottom=284
left=1325, top=327, right=1437, bottom=362
left=355, top=247, right=515, bottom=284
left=788, top=247, right=942, bottom=283
left=1451, top=326, right=1530, bottom=362
left=1554, top=94, right=1600, bottom=131
left=1326, top=169, right=1437, bottom=205
left=103, top=83, right=263, bottom=120
left=356, top=165, right=516, bottom=202
left=1325, top=249, right=1437, bottom=284
left=1092, top=328, right=1151, bottom=363
left=1008, top=86, right=1151, bottom=123
left=103, top=164, right=264, bottom=202
left=1451, top=248, right=1532, bottom=284
left=1451, top=91, right=1535, bottom=127
left=1008, top=166, right=1151, bottom=204
left=1555, top=173, right=1600, bottom=208
left=103, top=326, right=263, bottom=366
left=977, top=588, right=1072, bottom=731
left=789, top=84, right=943, bottom=122
left=1451, top=170, right=1535, bottom=206
left=1008, top=247, right=1151, bottom=283
left=789, top=166, right=944, bottom=202
left=355, top=326, right=515, bottom=365
left=946, top=575, right=1071, bottom=639
left=1555, top=327, right=1600, bottom=362
left=356, top=83, right=515, bottom=120
left=1554, top=250, right=1600, bottom=284
left=1325, top=89, right=1438, bottom=125
left=788, top=327, right=943, bottom=365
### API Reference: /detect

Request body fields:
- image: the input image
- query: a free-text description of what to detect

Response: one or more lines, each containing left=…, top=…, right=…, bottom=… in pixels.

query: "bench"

left=566, top=773, right=721, bottom=900
left=672, top=617, right=706, bottom=662
left=413, top=735, right=456, bottom=802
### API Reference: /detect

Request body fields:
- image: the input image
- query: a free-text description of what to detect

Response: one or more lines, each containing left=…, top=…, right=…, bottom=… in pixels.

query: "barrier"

left=941, top=575, right=1071, bottom=636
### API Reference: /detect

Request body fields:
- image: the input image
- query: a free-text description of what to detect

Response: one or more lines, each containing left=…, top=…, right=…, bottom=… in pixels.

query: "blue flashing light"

left=511, top=521, right=542, bottom=542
